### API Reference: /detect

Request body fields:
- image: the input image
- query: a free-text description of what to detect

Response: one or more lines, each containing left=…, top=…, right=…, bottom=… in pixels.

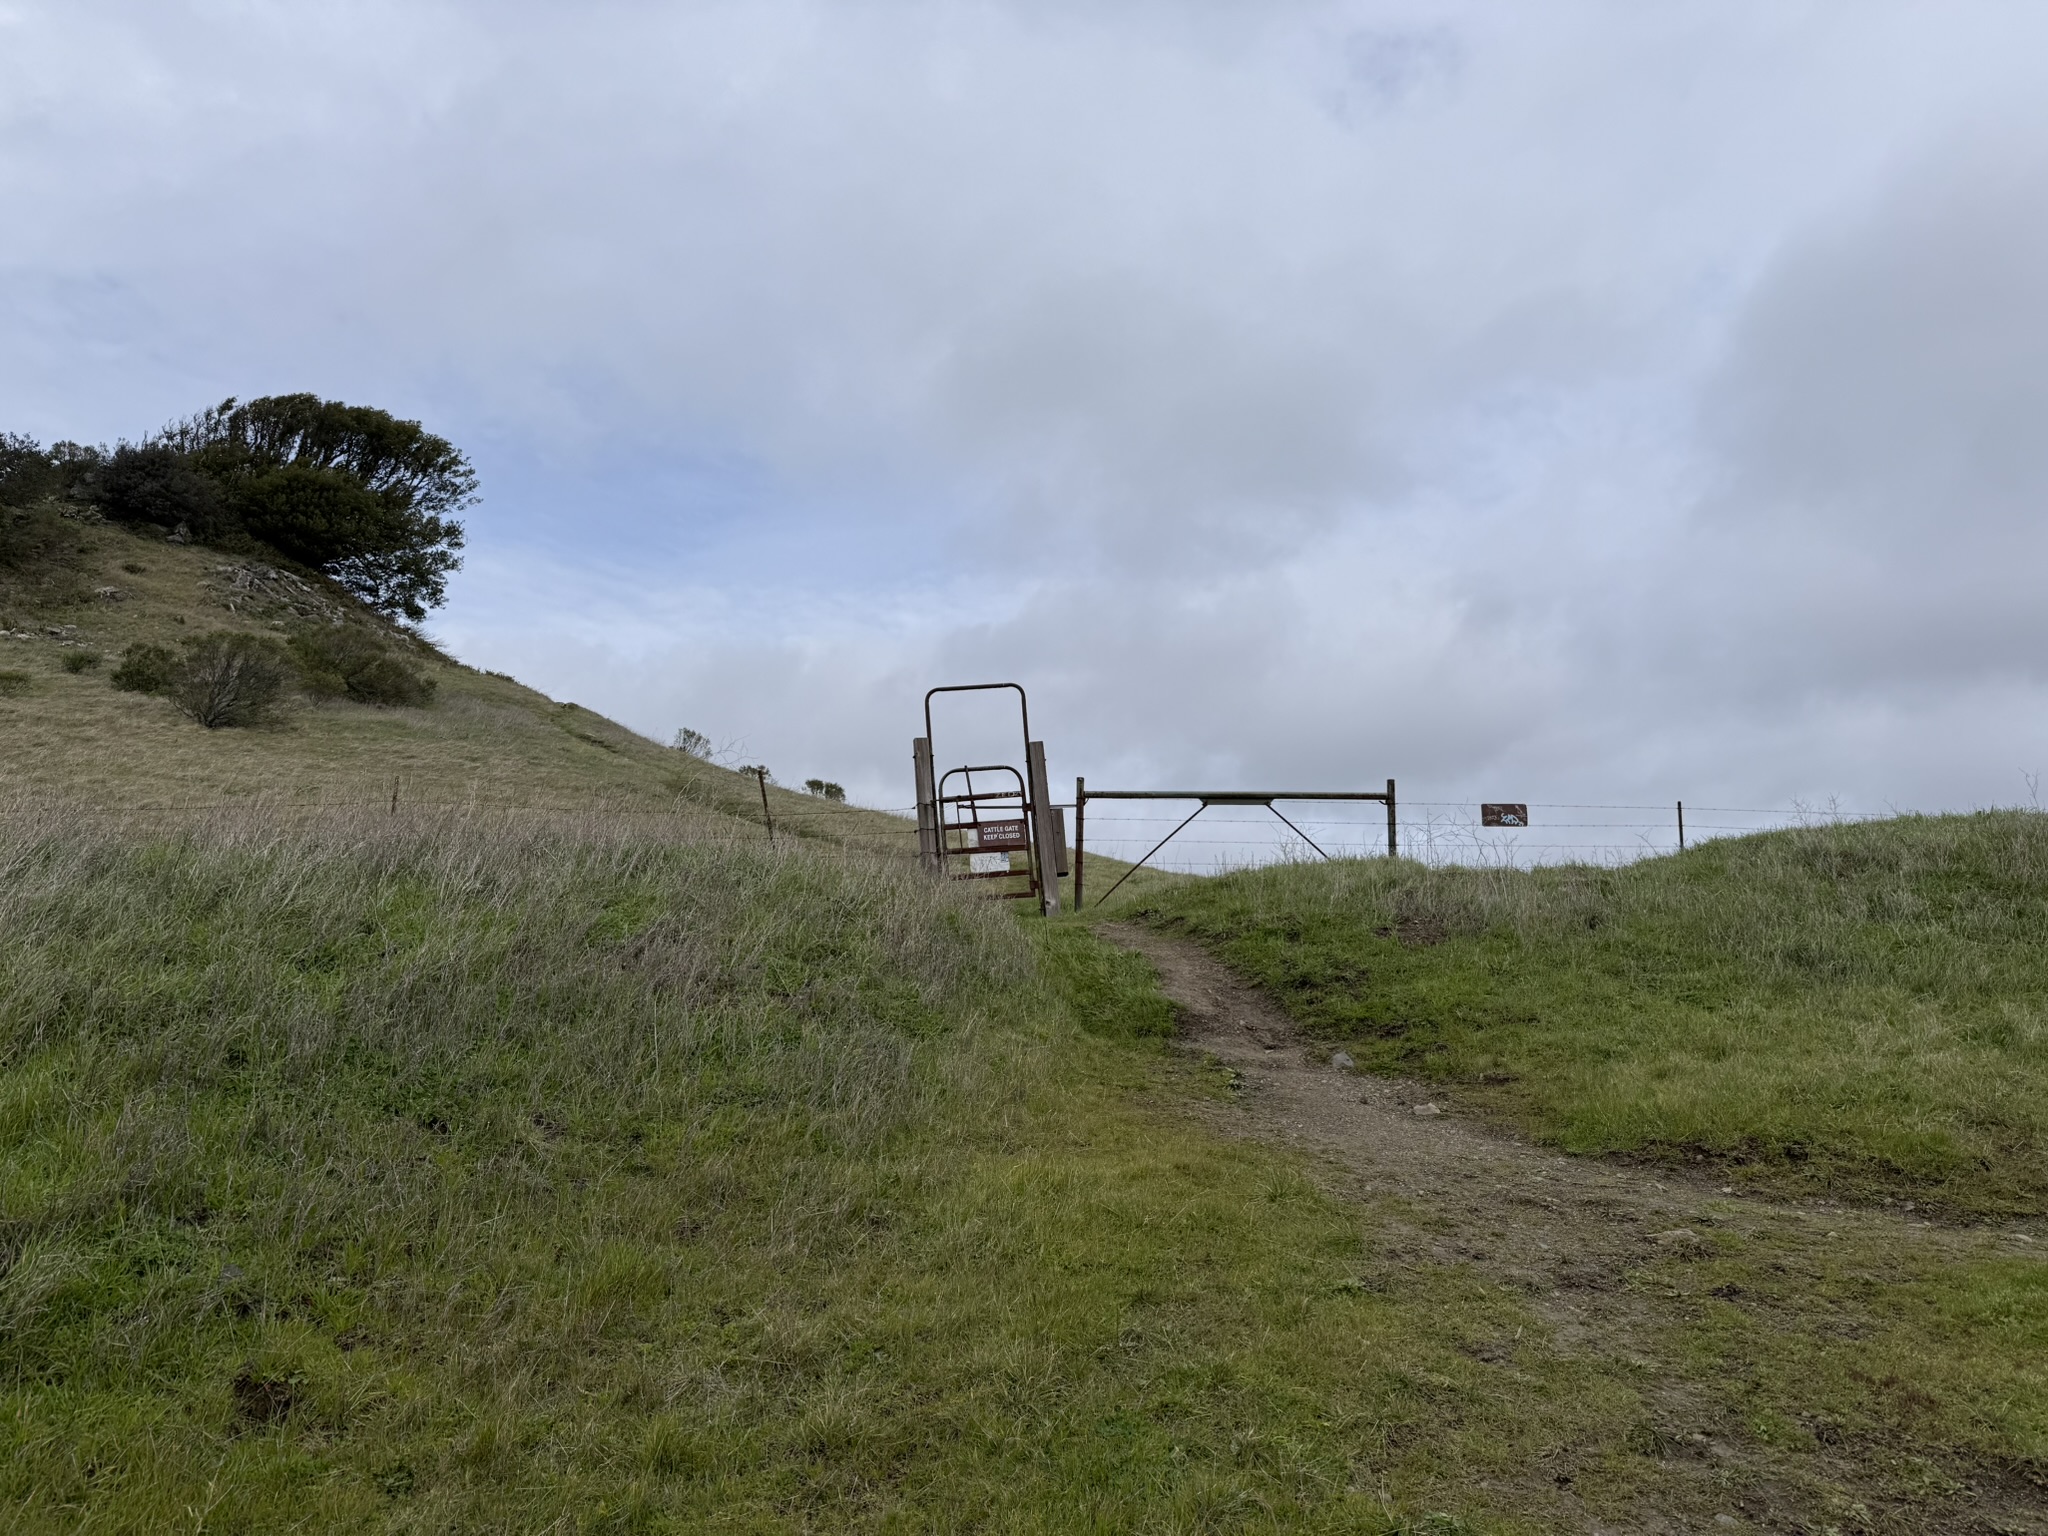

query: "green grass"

left=8, top=517, right=2048, bottom=1523
left=4, top=807, right=2047, bottom=1530
left=0, top=804, right=1643, bottom=1534
left=1114, top=811, right=2048, bottom=1216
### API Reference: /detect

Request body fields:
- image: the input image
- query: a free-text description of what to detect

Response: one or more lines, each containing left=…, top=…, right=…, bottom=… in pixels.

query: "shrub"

left=0, top=503, right=88, bottom=575
left=0, top=433, right=62, bottom=506
left=110, top=642, right=179, bottom=694
left=0, top=669, right=31, bottom=697
left=61, top=650, right=100, bottom=673
left=673, top=727, right=710, bottom=757
left=111, top=635, right=292, bottom=727
left=804, top=779, right=847, bottom=801
left=165, top=632, right=294, bottom=727
left=91, top=444, right=230, bottom=541
left=289, top=625, right=435, bottom=708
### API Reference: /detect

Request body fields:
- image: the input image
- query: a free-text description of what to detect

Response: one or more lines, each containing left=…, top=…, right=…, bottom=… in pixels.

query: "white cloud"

left=9, top=1, right=2048, bottom=843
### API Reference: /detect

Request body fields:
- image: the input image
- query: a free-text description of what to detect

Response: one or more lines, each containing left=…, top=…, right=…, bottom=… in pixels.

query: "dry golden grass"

left=0, top=520, right=915, bottom=860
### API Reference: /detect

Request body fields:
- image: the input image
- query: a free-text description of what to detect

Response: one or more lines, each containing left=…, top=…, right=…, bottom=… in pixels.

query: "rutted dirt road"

left=1100, top=922, right=2048, bottom=1536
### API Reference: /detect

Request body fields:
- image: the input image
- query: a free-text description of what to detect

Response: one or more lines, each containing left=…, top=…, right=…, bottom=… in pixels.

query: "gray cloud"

left=10, top=2, right=2048, bottom=838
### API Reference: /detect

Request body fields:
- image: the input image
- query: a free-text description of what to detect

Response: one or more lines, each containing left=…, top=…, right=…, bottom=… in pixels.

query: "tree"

left=0, top=435, right=102, bottom=509
left=159, top=395, right=475, bottom=621
left=164, top=395, right=477, bottom=520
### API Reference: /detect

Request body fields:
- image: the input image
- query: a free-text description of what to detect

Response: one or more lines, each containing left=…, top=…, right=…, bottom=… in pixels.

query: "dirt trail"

left=1100, top=922, right=2047, bottom=1536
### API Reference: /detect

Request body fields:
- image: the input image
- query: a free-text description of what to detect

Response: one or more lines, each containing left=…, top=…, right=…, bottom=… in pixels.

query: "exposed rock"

left=1650, top=1227, right=1703, bottom=1248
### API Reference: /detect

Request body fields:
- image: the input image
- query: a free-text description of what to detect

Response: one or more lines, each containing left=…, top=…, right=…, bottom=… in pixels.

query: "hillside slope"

left=7, top=514, right=2046, bottom=1532
left=0, top=514, right=906, bottom=855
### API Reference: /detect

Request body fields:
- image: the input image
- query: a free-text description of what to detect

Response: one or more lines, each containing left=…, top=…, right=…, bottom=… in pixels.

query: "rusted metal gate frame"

left=937, top=763, right=1035, bottom=888
left=913, top=683, right=1064, bottom=916
left=1072, top=780, right=1396, bottom=909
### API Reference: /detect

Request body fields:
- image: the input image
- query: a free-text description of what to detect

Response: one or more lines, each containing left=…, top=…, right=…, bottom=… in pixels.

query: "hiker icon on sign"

left=1481, top=803, right=1528, bottom=828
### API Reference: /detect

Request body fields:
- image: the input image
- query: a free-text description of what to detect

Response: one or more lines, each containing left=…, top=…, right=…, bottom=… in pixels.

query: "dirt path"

left=1099, top=922, right=2047, bottom=1536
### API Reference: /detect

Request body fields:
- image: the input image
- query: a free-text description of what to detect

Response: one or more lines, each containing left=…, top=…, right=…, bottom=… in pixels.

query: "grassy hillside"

left=7, top=511, right=2047, bottom=1529
left=4, top=808, right=2044, bottom=1532
left=0, top=514, right=907, bottom=855
left=1115, top=812, right=2048, bottom=1216
left=0, top=806, right=1662, bottom=1533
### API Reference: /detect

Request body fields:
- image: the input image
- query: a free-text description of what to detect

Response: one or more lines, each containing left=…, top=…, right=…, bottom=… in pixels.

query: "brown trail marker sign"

left=912, top=683, right=1066, bottom=917
left=1481, top=803, right=1528, bottom=827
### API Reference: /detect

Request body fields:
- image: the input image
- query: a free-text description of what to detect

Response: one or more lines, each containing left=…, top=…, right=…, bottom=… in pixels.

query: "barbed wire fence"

left=1068, top=798, right=1898, bottom=874
left=0, top=781, right=1912, bottom=872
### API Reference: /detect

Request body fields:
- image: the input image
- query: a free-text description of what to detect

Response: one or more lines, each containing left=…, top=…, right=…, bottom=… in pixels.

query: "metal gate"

left=1072, top=780, right=1396, bottom=908
left=912, top=683, right=1066, bottom=917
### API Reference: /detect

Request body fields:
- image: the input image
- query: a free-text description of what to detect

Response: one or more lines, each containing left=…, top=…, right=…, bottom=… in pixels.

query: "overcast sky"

left=7, top=2, right=2048, bottom=853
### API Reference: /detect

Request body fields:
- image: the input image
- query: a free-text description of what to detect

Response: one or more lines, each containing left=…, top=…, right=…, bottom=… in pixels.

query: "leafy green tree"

left=157, top=395, right=475, bottom=621
left=22, top=397, right=475, bottom=621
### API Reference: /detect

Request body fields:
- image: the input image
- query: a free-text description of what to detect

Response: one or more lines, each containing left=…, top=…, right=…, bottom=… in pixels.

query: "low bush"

left=60, top=650, right=99, bottom=673
left=0, top=503, right=94, bottom=610
left=288, top=624, right=435, bottom=707
left=805, top=778, right=847, bottom=801
left=111, top=633, right=294, bottom=727
left=166, top=632, right=294, bottom=727
left=110, top=642, right=178, bottom=694
left=0, top=504, right=81, bottom=573
left=0, top=669, right=32, bottom=697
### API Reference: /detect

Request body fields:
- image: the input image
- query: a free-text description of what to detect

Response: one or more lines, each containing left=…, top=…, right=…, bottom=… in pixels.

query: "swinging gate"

left=1072, top=780, right=1397, bottom=908
left=912, top=683, right=1067, bottom=917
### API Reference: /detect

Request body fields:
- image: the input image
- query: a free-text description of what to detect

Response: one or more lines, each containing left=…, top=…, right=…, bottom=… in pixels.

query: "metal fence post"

left=1073, top=778, right=1085, bottom=911
left=1386, top=778, right=1398, bottom=859
left=756, top=768, right=774, bottom=845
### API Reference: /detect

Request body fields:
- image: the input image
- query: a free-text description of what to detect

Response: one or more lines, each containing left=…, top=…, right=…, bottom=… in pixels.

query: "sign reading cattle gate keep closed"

left=969, top=819, right=1032, bottom=851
